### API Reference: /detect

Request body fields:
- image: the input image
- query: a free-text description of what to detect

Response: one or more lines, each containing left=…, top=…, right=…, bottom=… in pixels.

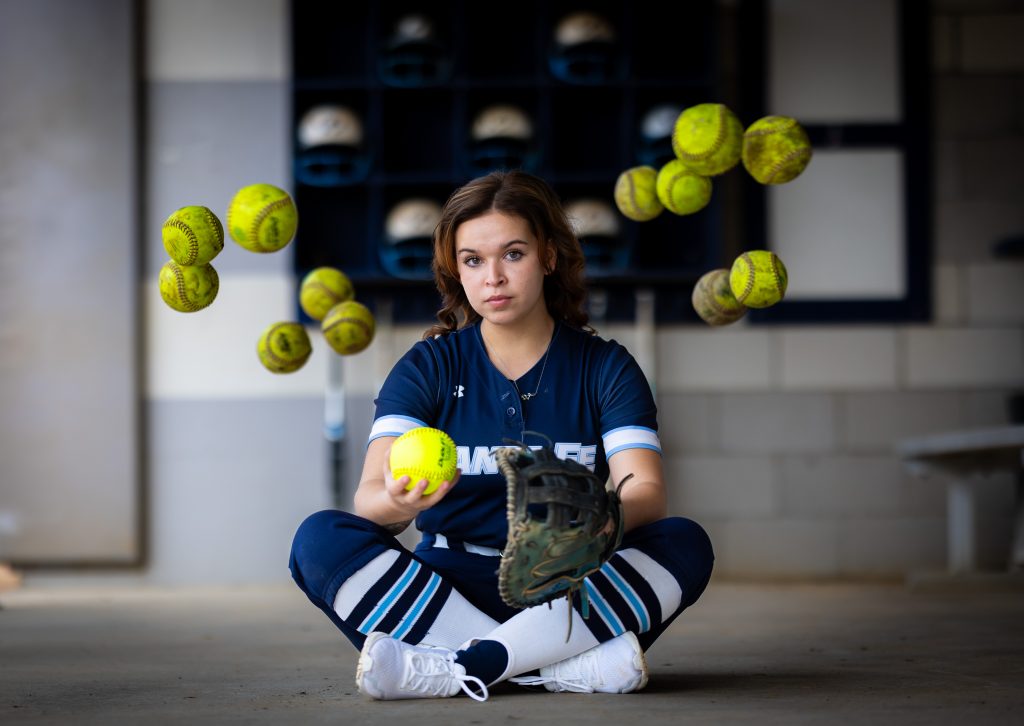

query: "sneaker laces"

left=509, top=650, right=602, bottom=693
left=400, top=650, right=490, bottom=702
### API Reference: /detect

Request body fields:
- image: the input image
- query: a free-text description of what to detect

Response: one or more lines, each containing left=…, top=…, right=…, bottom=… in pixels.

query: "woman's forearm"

left=620, top=479, right=668, bottom=533
left=354, top=479, right=416, bottom=533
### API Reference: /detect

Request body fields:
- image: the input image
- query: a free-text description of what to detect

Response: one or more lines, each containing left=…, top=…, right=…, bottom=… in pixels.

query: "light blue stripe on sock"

left=584, top=579, right=625, bottom=636
left=603, top=563, right=650, bottom=633
left=360, top=561, right=420, bottom=633
left=392, top=572, right=442, bottom=641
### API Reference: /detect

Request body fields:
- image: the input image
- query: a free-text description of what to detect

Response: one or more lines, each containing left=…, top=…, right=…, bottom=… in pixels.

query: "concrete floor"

left=1, top=580, right=1023, bottom=725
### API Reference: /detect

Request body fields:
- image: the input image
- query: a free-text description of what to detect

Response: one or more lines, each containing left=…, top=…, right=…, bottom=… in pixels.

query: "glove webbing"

left=498, top=445, right=632, bottom=640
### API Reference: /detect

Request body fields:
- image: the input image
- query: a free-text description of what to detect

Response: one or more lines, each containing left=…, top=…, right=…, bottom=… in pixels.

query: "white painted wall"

left=146, top=0, right=288, bottom=81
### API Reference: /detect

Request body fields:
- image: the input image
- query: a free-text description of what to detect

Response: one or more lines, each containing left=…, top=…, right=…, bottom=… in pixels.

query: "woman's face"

left=454, top=211, right=553, bottom=328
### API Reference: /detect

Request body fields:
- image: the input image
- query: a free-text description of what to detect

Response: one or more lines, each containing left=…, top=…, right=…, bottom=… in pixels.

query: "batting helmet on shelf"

left=379, top=198, right=443, bottom=280
left=294, top=104, right=371, bottom=186
left=378, top=13, right=452, bottom=87
left=565, top=198, right=629, bottom=275
left=466, top=104, right=537, bottom=173
left=548, top=11, right=619, bottom=85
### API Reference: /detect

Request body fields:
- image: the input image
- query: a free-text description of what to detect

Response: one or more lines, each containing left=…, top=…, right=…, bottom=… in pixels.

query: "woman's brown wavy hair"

left=424, top=170, right=593, bottom=338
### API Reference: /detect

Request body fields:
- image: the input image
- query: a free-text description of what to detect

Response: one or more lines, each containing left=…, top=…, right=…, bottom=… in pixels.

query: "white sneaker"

left=511, top=632, right=649, bottom=694
left=356, top=632, right=489, bottom=702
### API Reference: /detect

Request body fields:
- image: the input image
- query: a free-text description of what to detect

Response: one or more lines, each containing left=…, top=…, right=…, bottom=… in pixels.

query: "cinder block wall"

left=667, top=0, right=1024, bottom=579
left=142, top=0, right=1024, bottom=584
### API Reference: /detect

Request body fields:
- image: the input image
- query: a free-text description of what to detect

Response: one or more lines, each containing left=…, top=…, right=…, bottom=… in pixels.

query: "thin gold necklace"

left=483, top=324, right=557, bottom=402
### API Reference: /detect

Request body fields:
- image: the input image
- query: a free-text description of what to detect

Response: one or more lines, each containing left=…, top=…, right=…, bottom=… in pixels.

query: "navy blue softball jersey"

left=368, top=321, right=661, bottom=549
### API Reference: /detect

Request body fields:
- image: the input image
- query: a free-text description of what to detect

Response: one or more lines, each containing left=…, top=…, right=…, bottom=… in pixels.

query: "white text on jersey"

left=456, top=443, right=597, bottom=474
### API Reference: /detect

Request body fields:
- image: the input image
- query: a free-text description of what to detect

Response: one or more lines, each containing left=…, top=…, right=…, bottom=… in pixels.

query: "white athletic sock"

left=479, top=547, right=683, bottom=681
left=332, top=550, right=498, bottom=650
left=476, top=598, right=600, bottom=680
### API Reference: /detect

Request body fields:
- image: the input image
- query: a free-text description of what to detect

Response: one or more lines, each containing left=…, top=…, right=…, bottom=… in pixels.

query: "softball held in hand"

left=227, top=183, right=298, bottom=253
left=729, top=251, right=788, bottom=308
left=390, top=427, right=458, bottom=495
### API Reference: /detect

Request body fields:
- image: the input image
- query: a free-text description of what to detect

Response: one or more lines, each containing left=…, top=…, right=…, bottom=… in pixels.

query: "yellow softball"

left=299, top=267, right=355, bottom=321
left=227, top=183, right=298, bottom=253
left=691, top=268, right=747, bottom=326
left=613, top=165, right=663, bottom=222
left=322, top=300, right=375, bottom=355
left=158, top=260, right=219, bottom=313
left=257, top=322, right=312, bottom=374
left=162, top=206, right=224, bottom=266
left=729, top=251, right=788, bottom=308
left=390, top=427, right=458, bottom=495
left=656, top=160, right=713, bottom=216
left=672, top=103, right=743, bottom=176
left=742, top=115, right=813, bottom=185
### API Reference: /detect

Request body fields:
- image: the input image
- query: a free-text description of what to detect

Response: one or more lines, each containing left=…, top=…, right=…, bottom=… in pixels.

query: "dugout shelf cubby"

left=291, top=0, right=727, bottom=323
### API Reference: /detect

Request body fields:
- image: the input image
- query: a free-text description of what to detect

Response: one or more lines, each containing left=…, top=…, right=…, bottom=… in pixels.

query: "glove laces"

left=401, top=650, right=490, bottom=702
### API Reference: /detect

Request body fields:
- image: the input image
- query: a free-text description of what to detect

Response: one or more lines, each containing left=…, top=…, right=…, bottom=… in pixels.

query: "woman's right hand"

left=380, top=443, right=460, bottom=516
left=354, top=436, right=459, bottom=529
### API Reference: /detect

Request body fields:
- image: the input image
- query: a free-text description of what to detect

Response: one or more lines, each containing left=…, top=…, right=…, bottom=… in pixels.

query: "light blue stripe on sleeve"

left=603, top=425, right=661, bottom=458
left=606, top=442, right=662, bottom=458
left=368, top=415, right=428, bottom=443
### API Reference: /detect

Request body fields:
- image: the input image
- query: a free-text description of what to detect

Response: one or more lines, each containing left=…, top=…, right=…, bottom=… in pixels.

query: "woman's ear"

left=545, top=241, right=557, bottom=274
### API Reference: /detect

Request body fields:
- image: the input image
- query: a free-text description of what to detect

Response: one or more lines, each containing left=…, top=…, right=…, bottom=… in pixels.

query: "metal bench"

left=897, top=425, right=1024, bottom=574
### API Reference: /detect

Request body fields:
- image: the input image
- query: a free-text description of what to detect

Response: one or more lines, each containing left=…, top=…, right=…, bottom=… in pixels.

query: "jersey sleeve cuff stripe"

left=606, top=442, right=662, bottom=458
left=603, top=427, right=662, bottom=457
left=368, top=415, right=428, bottom=443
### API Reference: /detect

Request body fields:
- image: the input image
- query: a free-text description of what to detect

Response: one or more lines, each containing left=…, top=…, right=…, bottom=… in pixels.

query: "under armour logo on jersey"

left=453, top=385, right=465, bottom=398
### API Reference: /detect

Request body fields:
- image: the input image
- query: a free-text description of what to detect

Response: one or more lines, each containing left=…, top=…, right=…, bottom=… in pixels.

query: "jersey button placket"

left=502, top=387, right=524, bottom=435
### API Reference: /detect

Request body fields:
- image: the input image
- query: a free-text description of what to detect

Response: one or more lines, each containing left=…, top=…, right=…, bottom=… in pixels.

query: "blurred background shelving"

left=290, top=0, right=730, bottom=323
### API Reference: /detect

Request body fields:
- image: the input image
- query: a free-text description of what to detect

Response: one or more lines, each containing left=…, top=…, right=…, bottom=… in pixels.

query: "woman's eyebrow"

left=457, top=239, right=528, bottom=254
